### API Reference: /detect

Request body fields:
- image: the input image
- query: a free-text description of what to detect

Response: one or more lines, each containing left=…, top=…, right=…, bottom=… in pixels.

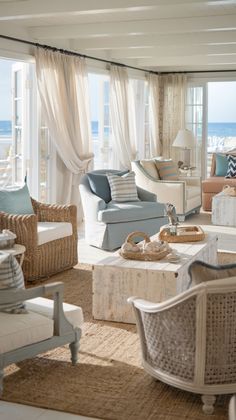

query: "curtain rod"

left=0, top=34, right=159, bottom=75
left=1, top=34, right=236, bottom=75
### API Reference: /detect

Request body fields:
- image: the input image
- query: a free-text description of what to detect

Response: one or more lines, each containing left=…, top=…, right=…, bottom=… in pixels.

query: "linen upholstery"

left=188, top=260, right=236, bottom=287
left=0, top=253, right=26, bottom=313
left=107, top=171, right=139, bottom=202
left=79, top=169, right=168, bottom=250
left=98, top=201, right=165, bottom=224
left=0, top=184, right=34, bottom=215
left=37, top=222, right=73, bottom=246
left=26, top=297, right=84, bottom=329
left=0, top=311, right=53, bottom=354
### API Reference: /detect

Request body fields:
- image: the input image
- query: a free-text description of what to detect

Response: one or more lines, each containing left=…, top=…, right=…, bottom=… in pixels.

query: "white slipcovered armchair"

left=129, top=263, right=236, bottom=414
left=0, top=281, right=83, bottom=395
left=132, top=160, right=201, bottom=221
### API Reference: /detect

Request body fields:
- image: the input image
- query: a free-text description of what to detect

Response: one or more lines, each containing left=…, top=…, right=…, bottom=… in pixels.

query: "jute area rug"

left=2, top=253, right=235, bottom=420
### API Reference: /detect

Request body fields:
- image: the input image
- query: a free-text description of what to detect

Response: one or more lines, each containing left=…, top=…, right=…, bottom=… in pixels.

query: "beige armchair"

left=129, top=263, right=236, bottom=414
left=132, top=160, right=201, bottom=221
left=0, top=199, right=78, bottom=282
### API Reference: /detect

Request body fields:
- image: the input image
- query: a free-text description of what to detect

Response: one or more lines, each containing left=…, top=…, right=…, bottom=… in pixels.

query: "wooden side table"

left=0, top=244, right=26, bottom=266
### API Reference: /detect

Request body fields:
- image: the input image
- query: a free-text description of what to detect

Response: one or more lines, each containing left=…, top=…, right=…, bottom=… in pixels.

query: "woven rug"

left=2, top=254, right=235, bottom=420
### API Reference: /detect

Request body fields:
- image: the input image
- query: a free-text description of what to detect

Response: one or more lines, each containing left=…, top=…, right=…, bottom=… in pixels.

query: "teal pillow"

left=87, top=171, right=128, bottom=203
left=215, top=154, right=228, bottom=176
left=0, top=184, right=34, bottom=215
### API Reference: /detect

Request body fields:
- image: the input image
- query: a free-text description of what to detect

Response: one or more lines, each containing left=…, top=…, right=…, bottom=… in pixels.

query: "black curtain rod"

left=1, top=34, right=236, bottom=75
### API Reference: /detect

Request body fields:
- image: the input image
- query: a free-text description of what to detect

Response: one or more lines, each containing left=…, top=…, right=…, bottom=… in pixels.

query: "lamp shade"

left=172, top=129, right=195, bottom=149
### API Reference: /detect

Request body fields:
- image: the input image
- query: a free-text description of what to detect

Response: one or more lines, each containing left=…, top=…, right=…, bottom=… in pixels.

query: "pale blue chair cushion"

left=98, top=201, right=164, bottom=223
left=0, top=184, right=34, bottom=215
left=87, top=170, right=128, bottom=203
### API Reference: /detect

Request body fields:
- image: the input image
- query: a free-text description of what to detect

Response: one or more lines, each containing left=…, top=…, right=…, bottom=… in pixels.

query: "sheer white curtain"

left=35, top=48, right=93, bottom=222
left=110, top=65, right=137, bottom=169
left=147, top=73, right=162, bottom=157
left=159, top=74, right=187, bottom=162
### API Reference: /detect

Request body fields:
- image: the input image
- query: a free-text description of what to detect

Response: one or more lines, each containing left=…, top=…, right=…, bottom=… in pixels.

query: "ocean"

left=1, top=120, right=236, bottom=138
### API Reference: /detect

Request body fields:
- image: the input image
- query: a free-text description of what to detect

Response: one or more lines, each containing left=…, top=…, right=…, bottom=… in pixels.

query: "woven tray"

left=159, top=225, right=205, bottom=243
left=119, top=231, right=170, bottom=261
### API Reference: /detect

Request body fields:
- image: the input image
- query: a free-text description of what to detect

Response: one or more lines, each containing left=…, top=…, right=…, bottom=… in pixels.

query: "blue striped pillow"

left=106, top=171, right=139, bottom=202
left=0, top=252, right=27, bottom=313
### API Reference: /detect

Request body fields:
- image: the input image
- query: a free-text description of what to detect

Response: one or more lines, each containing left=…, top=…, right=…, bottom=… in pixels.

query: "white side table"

left=212, top=192, right=236, bottom=227
left=0, top=244, right=26, bottom=266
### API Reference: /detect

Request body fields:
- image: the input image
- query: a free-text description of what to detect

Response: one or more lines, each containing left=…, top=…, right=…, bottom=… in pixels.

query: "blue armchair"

left=79, top=170, right=168, bottom=251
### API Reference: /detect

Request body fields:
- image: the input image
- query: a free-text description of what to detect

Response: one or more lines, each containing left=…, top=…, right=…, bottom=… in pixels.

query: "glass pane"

left=194, top=87, right=203, bottom=105
left=104, top=105, right=109, bottom=126
left=15, top=127, right=22, bottom=155
left=15, top=100, right=22, bottom=125
left=104, top=81, right=109, bottom=104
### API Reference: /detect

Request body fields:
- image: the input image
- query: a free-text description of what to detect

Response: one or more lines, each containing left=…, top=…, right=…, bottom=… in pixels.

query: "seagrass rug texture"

left=2, top=257, right=234, bottom=420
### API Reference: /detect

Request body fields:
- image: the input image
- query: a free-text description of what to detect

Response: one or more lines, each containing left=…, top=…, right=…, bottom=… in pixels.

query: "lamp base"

left=183, top=148, right=191, bottom=167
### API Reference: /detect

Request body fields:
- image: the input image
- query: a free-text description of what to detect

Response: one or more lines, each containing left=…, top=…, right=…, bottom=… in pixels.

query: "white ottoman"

left=212, top=192, right=236, bottom=226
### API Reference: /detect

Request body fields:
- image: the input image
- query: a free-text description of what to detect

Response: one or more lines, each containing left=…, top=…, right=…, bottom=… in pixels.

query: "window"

left=0, top=57, right=55, bottom=201
left=88, top=73, right=112, bottom=169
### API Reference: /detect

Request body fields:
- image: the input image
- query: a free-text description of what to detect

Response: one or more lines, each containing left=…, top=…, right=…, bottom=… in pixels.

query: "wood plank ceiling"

left=0, top=0, right=236, bottom=72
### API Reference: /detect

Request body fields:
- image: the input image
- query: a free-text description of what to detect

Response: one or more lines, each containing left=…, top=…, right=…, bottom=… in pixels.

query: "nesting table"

left=212, top=192, right=236, bottom=227
left=92, top=233, right=218, bottom=324
left=0, top=244, right=26, bottom=266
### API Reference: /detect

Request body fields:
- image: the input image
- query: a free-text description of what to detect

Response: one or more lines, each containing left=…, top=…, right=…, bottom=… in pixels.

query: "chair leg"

left=201, top=394, right=216, bottom=414
left=0, top=369, right=3, bottom=397
left=69, top=336, right=80, bottom=366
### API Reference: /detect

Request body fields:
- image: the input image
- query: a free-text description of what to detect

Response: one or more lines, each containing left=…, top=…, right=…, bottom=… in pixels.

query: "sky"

left=1, top=58, right=236, bottom=123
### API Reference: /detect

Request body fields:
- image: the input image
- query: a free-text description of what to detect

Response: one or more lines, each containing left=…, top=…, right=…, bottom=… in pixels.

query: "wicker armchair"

left=0, top=199, right=78, bottom=282
left=129, top=275, right=236, bottom=415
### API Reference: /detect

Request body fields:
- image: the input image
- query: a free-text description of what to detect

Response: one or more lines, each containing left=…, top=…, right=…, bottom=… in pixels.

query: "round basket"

left=119, top=231, right=170, bottom=261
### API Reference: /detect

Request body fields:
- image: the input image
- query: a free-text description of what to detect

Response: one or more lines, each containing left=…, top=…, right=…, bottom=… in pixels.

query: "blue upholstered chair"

left=79, top=170, right=168, bottom=251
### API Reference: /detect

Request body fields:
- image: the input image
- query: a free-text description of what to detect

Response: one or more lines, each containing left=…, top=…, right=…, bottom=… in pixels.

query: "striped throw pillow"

left=155, top=159, right=178, bottom=180
left=0, top=252, right=27, bottom=314
left=106, top=171, right=139, bottom=202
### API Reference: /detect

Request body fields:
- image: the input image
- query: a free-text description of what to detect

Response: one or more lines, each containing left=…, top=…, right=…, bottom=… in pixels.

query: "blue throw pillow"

left=0, top=184, right=34, bottom=215
left=87, top=171, right=128, bottom=203
left=215, top=154, right=229, bottom=176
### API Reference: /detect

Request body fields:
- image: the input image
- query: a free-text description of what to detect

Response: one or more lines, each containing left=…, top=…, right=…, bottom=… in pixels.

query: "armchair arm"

left=0, top=282, right=75, bottom=335
left=79, top=183, right=106, bottom=222
left=137, top=186, right=157, bottom=202
left=0, top=211, right=38, bottom=251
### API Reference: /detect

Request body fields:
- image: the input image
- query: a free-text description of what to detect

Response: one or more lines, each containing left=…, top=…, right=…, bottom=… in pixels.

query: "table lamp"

left=172, top=129, right=195, bottom=167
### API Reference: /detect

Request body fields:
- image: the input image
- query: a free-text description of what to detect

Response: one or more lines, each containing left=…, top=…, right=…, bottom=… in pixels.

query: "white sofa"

left=0, top=281, right=83, bottom=395
left=132, top=160, right=202, bottom=221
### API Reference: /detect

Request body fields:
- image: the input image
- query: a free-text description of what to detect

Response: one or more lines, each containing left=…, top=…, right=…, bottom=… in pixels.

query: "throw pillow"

left=87, top=171, right=128, bottom=203
left=0, top=184, right=34, bottom=215
left=188, top=260, right=236, bottom=287
left=0, top=252, right=27, bottom=314
left=140, top=160, right=160, bottom=179
left=215, top=153, right=229, bottom=176
left=107, top=171, right=139, bottom=202
left=225, top=155, right=236, bottom=178
left=154, top=159, right=178, bottom=180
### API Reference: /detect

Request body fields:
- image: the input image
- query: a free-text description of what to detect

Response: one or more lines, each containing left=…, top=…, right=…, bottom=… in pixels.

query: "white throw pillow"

left=106, top=171, right=139, bottom=202
left=140, top=159, right=159, bottom=179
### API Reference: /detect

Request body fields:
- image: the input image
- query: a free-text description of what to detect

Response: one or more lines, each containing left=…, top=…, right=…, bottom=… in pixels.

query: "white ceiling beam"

left=70, top=31, right=236, bottom=51
left=0, top=0, right=230, bottom=20
left=136, top=54, right=236, bottom=67
left=109, top=44, right=236, bottom=59
left=29, top=15, right=236, bottom=39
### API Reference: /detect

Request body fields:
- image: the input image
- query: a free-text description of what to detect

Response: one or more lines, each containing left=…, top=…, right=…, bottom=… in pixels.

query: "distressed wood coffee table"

left=92, top=233, right=218, bottom=324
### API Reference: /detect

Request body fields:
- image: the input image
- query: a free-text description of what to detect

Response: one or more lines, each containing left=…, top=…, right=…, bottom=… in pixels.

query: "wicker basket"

left=159, top=225, right=205, bottom=243
left=119, top=231, right=171, bottom=261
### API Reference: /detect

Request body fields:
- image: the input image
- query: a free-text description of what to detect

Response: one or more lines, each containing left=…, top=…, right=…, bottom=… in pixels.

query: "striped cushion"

left=106, top=171, right=139, bottom=202
left=0, top=252, right=27, bottom=314
left=155, top=159, right=178, bottom=180
left=225, top=155, right=236, bottom=178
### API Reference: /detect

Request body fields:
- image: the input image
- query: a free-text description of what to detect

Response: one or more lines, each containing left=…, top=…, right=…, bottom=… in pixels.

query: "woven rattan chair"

left=129, top=275, right=236, bottom=414
left=0, top=199, right=78, bottom=282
